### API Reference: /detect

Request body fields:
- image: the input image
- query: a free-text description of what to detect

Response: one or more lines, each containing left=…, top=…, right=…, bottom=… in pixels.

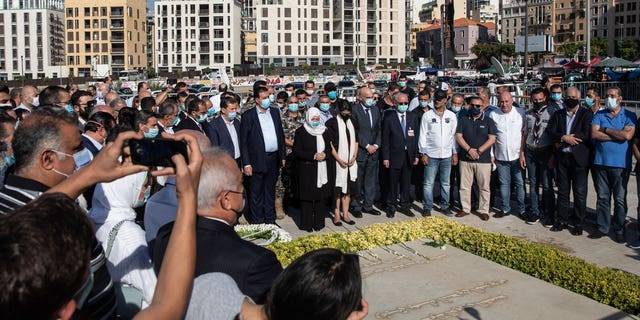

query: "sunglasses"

left=470, top=104, right=482, bottom=108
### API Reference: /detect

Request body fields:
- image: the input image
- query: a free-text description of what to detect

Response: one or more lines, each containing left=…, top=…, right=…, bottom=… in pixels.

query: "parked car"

left=338, top=79, right=355, bottom=88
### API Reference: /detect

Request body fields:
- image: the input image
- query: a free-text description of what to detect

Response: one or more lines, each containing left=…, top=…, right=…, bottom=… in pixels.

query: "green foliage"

left=619, top=38, right=639, bottom=61
left=558, top=41, right=583, bottom=57
left=201, top=67, right=212, bottom=75
left=499, top=43, right=516, bottom=57
left=146, top=67, right=156, bottom=79
left=591, top=37, right=608, bottom=58
left=267, top=218, right=640, bottom=315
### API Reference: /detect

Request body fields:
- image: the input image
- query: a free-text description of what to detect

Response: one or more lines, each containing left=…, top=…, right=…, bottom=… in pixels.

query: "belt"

left=526, top=145, right=552, bottom=152
left=265, top=151, right=277, bottom=156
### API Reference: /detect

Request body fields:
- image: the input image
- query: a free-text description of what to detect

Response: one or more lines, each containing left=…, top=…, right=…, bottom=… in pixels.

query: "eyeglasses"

left=470, top=104, right=483, bottom=108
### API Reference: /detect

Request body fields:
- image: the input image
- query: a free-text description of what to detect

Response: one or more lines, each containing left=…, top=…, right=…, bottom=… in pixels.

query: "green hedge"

left=266, top=217, right=640, bottom=316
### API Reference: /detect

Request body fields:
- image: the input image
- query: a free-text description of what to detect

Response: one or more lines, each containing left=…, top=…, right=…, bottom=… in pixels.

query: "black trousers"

left=555, top=152, right=588, bottom=225
left=300, top=199, right=327, bottom=231
left=387, top=153, right=412, bottom=211
left=247, top=153, right=279, bottom=224
left=353, top=154, right=379, bottom=211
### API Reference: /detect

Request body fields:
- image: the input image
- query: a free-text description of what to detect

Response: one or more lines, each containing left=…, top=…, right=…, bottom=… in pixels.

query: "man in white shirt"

left=490, top=92, right=526, bottom=218
left=418, top=89, right=458, bottom=217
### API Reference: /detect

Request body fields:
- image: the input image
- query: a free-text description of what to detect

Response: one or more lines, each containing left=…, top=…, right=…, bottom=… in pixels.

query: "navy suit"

left=154, top=217, right=282, bottom=303
left=81, top=135, right=100, bottom=209
left=381, top=110, right=420, bottom=212
left=351, top=103, right=381, bottom=211
left=206, top=116, right=241, bottom=165
left=240, top=107, right=286, bottom=224
left=175, top=116, right=204, bottom=134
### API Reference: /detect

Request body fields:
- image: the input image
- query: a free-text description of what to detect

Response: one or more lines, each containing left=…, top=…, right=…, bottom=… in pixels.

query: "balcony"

left=345, top=1, right=353, bottom=8
left=110, top=24, right=124, bottom=29
left=367, top=26, right=376, bottom=33
left=112, top=59, right=125, bottom=65
left=201, top=46, right=210, bottom=52
left=199, top=34, right=210, bottom=40
left=111, top=48, right=124, bottom=54
left=344, top=26, right=354, bottom=33
left=199, top=22, right=209, bottom=28
left=111, top=36, right=124, bottom=42
left=199, top=10, right=209, bottom=15
left=344, top=14, right=354, bottom=21
left=110, top=9, right=124, bottom=17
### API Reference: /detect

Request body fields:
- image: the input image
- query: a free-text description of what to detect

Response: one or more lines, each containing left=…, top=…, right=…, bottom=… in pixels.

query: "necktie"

left=365, top=107, right=372, bottom=128
left=401, top=115, right=406, bottom=137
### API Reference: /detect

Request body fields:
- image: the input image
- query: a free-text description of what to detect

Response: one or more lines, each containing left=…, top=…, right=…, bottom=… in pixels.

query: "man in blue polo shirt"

left=590, top=86, right=636, bottom=243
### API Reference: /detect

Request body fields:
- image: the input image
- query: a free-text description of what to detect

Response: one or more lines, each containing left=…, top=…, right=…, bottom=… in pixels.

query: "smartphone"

left=167, top=78, right=177, bottom=85
left=129, top=138, right=188, bottom=167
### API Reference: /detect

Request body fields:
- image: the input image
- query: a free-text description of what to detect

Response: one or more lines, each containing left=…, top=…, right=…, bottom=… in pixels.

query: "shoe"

left=493, top=210, right=510, bottom=218
left=351, top=210, right=363, bottom=218
left=627, top=239, right=640, bottom=249
left=526, top=215, right=540, bottom=225
left=542, top=217, right=554, bottom=228
left=399, top=208, right=415, bottom=217
left=386, top=210, right=395, bottom=218
left=363, top=208, right=382, bottom=216
left=332, top=219, right=343, bottom=226
left=550, top=222, right=567, bottom=232
left=614, top=233, right=625, bottom=244
left=422, top=208, right=431, bottom=217
left=588, top=230, right=606, bottom=239
left=455, top=211, right=469, bottom=217
left=479, top=213, right=490, bottom=221
left=437, top=207, right=454, bottom=217
left=570, top=225, right=583, bottom=236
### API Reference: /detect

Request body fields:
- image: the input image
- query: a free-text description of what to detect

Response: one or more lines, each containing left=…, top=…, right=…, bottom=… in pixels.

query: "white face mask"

left=606, top=97, right=619, bottom=111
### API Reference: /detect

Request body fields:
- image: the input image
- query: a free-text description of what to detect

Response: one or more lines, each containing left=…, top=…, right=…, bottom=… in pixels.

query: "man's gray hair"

left=109, top=98, right=126, bottom=111
left=197, top=148, right=240, bottom=212
left=566, top=86, right=580, bottom=95
left=392, top=92, right=408, bottom=104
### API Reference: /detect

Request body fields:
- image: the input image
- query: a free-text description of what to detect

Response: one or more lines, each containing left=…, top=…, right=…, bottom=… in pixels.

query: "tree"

left=471, top=43, right=501, bottom=59
left=471, top=43, right=514, bottom=70
left=146, top=67, right=156, bottom=79
left=201, top=67, right=212, bottom=75
left=590, top=37, right=608, bottom=58
left=618, top=38, right=639, bottom=61
left=557, top=42, right=583, bottom=58
left=499, top=43, right=516, bottom=57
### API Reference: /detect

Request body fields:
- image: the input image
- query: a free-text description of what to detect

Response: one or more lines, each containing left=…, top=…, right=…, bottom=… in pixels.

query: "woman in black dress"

left=292, top=107, right=332, bottom=231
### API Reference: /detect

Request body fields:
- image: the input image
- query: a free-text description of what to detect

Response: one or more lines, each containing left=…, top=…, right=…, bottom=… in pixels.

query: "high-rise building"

left=65, top=0, right=147, bottom=77
left=603, top=0, right=639, bottom=57
left=0, top=0, right=65, bottom=81
left=418, top=0, right=466, bottom=23
left=255, top=0, right=406, bottom=67
left=146, top=14, right=155, bottom=71
left=499, top=0, right=554, bottom=45
left=154, top=0, right=242, bottom=72
left=241, top=0, right=256, bottom=64
left=553, top=0, right=587, bottom=56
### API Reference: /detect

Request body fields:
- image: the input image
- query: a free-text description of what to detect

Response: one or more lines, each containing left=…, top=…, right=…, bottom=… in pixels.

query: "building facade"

left=499, top=0, right=554, bottom=45
left=146, top=14, right=155, bottom=71
left=65, top=0, right=147, bottom=77
left=154, top=0, right=242, bottom=73
left=419, top=0, right=466, bottom=23
left=0, top=0, right=65, bottom=81
left=415, top=17, right=489, bottom=68
left=553, top=0, right=586, bottom=56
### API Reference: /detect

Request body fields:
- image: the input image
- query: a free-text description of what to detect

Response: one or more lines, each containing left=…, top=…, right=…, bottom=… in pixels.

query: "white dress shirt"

left=225, top=119, right=241, bottom=159
left=490, top=107, right=525, bottom=162
left=418, top=109, right=458, bottom=158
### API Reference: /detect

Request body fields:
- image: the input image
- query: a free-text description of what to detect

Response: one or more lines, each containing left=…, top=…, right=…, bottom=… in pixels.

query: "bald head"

left=497, top=92, right=513, bottom=113
left=565, top=86, right=580, bottom=100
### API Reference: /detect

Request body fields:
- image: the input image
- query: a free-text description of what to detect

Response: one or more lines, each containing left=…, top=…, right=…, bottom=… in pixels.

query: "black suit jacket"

left=206, top=116, right=241, bottom=159
left=175, top=116, right=204, bottom=133
left=381, top=111, right=420, bottom=169
left=154, top=217, right=282, bottom=303
left=547, top=106, right=593, bottom=167
left=240, top=107, right=286, bottom=172
left=351, top=103, right=381, bottom=162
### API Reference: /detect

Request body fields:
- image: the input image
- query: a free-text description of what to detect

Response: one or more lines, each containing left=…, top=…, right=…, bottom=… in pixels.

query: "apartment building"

left=154, top=0, right=242, bottom=72
left=65, top=0, right=147, bottom=77
left=255, top=0, right=406, bottom=68
left=500, top=0, right=554, bottom=45
left=146, top=14, right=155, bottom=70
left=418, top=0, right=466, bottom=23
left=415, top=17, right=489, bottom=68
left=601, top=0, right=639, bottom=57
left=0, top=0, right=65, bottom=81
left=553, top=0, right=587, bottom=55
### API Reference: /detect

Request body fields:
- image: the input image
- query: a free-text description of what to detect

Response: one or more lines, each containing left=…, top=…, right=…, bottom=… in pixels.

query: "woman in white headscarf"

left=89, top=170, right=157, bottom=308
left=292, top=107, right=332, bottom=232
left=325, top=102, right=358, bottom=226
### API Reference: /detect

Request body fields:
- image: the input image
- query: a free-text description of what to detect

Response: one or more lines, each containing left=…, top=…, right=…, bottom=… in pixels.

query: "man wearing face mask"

left=455, top=96, right=497, bottom=221
left=276, top=95, right=305, bottom=217
left=240, top=86, right=286, bottom=225
left=396, top=74, right=416, bottom=101
left=295, top=89, right=309, bottom=113
left=284, top=83, right=295, bottom=97
left=350, top=87, right=382, bottom=217
left=275, top=91, right=288, bottom=115
left=590, top=86, right=636, bottom=243
left=14, top=84, right=38, bottom=120
left=155, top=148, right=283, bottom=304
left=548, top=84, right=564, bottom=110
left=546, top=86, right=593, bottom=236
left=305, top=80, right=318, bottom=107
left=156, top=100, right=180, bottom=134
left=316, top=95, right=334, bottom=125
left=207, top=96, right=242, bottom=167
left=585, top=87, right=602, bottom=114
left=523, top=88, right=560, bottom=226
left=71, top=90, right=95, bottom=129
left=175, top=98, right=208, bottom=134
left=324, top=82, right=350, bottom=116
left=381, top=93, right=420, bottom=218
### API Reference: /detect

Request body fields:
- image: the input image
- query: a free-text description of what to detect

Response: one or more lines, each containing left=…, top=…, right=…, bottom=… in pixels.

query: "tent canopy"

left=593, top=57, right=639, bottom=68
left=564, top=60, right=588, bottom=70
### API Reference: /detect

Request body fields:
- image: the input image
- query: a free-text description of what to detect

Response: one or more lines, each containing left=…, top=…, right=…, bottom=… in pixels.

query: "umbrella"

left=593, top=57, right=639, bottom=68
left=564, top=60, right=587, bottom=70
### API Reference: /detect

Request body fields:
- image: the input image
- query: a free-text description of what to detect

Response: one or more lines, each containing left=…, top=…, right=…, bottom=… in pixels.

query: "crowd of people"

left=0, top=73, right=639, bottom=319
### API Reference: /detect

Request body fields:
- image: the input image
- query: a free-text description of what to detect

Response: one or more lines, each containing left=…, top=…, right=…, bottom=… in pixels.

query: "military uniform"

left=277, top=111, right=306, bottom=201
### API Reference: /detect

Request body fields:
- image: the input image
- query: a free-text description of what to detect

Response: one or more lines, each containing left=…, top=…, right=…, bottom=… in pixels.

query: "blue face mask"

left=65, top=104, right=74, bottom=113
left=198, top=114, right=208, bottom=123
left=398, top=81, right=406, bottom=88
left=551, top=93, right=562, bottom=101
left=227, top=112, right=237, bottom=121
left=328, top=91, right=337, bottom=100
left=606, top=97, right=618, bottom=111
left=365, top=98, right=375, bottom=107
left=261, top=98, right=271, bottom=109
left=299, top=101, right=307, bottom=107
left=288, top=104, right=299, bottom=113
left=450, top=106, right=461, bottom=113
left=419, top=101, right=429, bottom=108
left=133, top=187, right=151, bottom=208
left=207, top=107, right=216, bottom=117
left=171, top=116, right=180, bottom=127
left=310, top=120, right=321, bottom=127
left=584, top=97, right=594, bottom=107
left=1, top=151, right=14, bottom=174
left=397, top=104, right=409, bottom=113
left=144, top=127, right=159, bottom=138
left=319, top=103, right=331, bottom=112
left=269, top=94, right=276, bottom=103
left=180, top=104, right=186, bottom=111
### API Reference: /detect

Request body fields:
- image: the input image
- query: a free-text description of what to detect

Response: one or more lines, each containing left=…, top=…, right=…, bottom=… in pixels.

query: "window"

left=285, top=8, right=291, bottom=17
left=262, top=8, right=268, bottom=17
left=214, top=41, right=223, bottom=50
left=261, top=20, right=268, bottom=29
left=214, top=29, right=223, bottom=38
left=285, top=21, right=291, bottom=30
left=460, top=44, right=465, bottom=51
left=261, top=33, right=268, bottom=42
left=285, top=33, right=291, bottom=42
left=214, top=4, right=223, bottom=13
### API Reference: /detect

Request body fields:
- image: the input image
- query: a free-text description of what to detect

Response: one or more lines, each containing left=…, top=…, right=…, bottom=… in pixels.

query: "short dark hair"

left=176, top=82, right=188, bottom=90
left=137, top=82, right=147, bottom=92
left=418, top=89, right=431, bottom=98
left=186, top=98, right=204, bottom=114
left=87, top=85, right=96, bottom=92
left=284, top=83, right=294, bottom=90
left=253, top=80, right=268, bottom=96
left=305, top=80, right=315, bottom=86
left=0, top=112, right=16, bottom=140
left=117, top=107, right=138, bottom=132
left=158, top=100, right=178, bottom=117
left=387, top=83, right=400, bottom=92
left=218, top=83, right=228, bottom=92
left=276, top=91, right=288, bottom=101
left=84, top=111, right=115, bottom=134
left=134, top=110, right=156, bottom=131
left=38, top=86, right=67, bottom=106
left=220, top=96, right=238, bottom=109
left=530, top=87, right=548, bottom=98
left=586, top=87, right=599, bottom=97
left=12, top=107, right=77, bottom=173
left=0, top=193, right=94, bottom=320
left=550, top=84, right=562, bottom=91
left=295, top=89, right=306, bottom=96
left=140, top=97, right=156, bottom=112
left=177, top=92, right=189, bottom=100
left=0, top=85, right=9, bottom=94
left=266, top=248, right=362, bottom=320
left=71, top=90, right=93, bottom=107
left=254, top=86, right=269, bottom=99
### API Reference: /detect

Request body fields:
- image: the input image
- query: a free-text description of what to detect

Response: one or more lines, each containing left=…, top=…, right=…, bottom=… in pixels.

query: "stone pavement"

left=275, top=172, right=640, bottom=319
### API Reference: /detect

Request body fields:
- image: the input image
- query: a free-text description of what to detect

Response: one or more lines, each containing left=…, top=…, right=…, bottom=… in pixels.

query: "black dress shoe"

left=422, top=208, right=431, bottom=217
left=550, top=222, right=567, bottom=232
left=588, top=230, right=606, bottom=239
left=493, top=211, right=510, bottom=218
left=386, top=210, right=395, bottom=218
left=398, top=208, right=415, bottom=217
left=363, top=208, right=382, bottom=216
left=614, top=232, right=625, bottom=244
left=570, top=225, right=583, bottom=236
left=351, top=210, right=363, bottom=218
left=332, top=219, right=343, bottom=226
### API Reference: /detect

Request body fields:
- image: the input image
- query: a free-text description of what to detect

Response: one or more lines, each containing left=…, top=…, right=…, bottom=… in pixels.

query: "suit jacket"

left=154, top=217, right=282, bottom=303
left=206, top=116, right=241, bottom=159
left=547, top=106, right=593, bottom=167
left=381, top=110, right=420, bottom=169
left=240, top=107, right=286, bottom=172
left=351, top=102, right=381, bottom=162
left=175, top=116, right=204, bottom=134
left=81, top=135, right=101, bottom=157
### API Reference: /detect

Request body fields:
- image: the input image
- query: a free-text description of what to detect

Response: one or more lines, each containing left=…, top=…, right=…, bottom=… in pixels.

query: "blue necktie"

left=401, top=115, right=406, bottom=137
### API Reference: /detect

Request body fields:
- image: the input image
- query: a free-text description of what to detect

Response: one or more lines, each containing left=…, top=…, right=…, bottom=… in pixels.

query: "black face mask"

left=565, top=98, right=579, bottom=109
left=469, top=106, right=482, bottom=117
left=532, top=101, right=545, bottom=110
left=340, top=113, right=351, bottom=120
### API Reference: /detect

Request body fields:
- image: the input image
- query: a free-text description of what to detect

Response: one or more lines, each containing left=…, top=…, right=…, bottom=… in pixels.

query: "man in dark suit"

left=350, top=87, right=382, bottom=217
left=240, top=86, right=286, bottom=224
left=381, top=92, right=420, bottom=218
left=206, top=96, right=242, bottom=167
left=547, top=86, right=593, bottom=235
left=175, top=98, right=207, bottom=134
left=154, top=149, right=282, bottom=303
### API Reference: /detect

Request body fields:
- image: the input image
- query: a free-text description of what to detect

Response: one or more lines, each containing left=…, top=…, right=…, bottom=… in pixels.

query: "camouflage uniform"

left=277, top=111, right=305, bottom=199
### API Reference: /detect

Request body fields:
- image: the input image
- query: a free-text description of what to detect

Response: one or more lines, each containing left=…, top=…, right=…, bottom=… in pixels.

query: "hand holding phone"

left=129, top=138, right=189, bottom=168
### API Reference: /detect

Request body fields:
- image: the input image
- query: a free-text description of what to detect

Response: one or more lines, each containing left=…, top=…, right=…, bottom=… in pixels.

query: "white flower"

left=235, top=223, right=292, bottom=245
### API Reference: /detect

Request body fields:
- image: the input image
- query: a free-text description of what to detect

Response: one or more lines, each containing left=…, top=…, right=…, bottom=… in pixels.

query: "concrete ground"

left=274, top=171, right=640, bottom=319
